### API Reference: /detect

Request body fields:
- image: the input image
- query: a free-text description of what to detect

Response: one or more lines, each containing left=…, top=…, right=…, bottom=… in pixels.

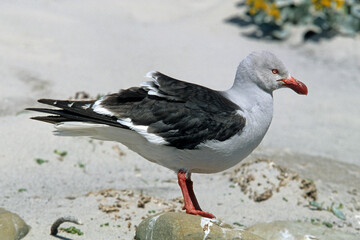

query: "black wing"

left=99, top=72, right=246, bottom=149
left=27, top=72, right=246, bottom=149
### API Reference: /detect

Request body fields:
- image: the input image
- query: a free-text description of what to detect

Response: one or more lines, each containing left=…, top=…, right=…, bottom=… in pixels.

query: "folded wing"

left=27, top=72, right=246, bottom=149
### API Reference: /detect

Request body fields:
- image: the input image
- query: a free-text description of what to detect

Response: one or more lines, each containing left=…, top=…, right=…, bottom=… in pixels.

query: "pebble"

left=135, top=212, right=264, bottom=240
left=0, top=208, right=30, bottom=240
left=136, top=213, right=360, bottom=240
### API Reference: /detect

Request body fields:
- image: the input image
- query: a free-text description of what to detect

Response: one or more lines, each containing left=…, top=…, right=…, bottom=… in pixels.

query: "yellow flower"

left=312, top=0, right=323, bottom=10
left=267, top=3, right=281, bottom=20
left=270, top=9, right=281, bottom=20
left=335, top=0, right=344, bottom=8
left=247, top=0, right=281, bottom=19
left=249, top=7, right=258, bottom=15
left=254, top=0, right=268, bottom=11
left=321, top=0, right=332, bottom=7
left=260, top=1, right=268, bottom=10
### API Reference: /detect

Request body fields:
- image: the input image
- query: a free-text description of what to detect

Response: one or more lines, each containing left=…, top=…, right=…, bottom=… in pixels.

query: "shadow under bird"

left=27, top=51, right=308, bottom=218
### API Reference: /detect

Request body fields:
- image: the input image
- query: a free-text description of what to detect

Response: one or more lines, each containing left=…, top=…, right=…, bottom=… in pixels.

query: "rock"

left=135, top=212, right=264, bottom=240
left=246, top=221, right=358, bottom=240
left=0, top=208, right=30, bottom=240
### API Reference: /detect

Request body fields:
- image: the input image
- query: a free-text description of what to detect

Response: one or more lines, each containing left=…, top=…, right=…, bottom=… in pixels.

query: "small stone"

left=137, top=196, right=151, bottom=208
left=98, top=203, right=120, bottom=213
left=135, top=212, right=264, bottom=240
left=0, top=208, right=30, bottom=240
left=246, top=221, right=358, bottom=240
left=254, top=189, right=273, bottom=202
left=300, top=179, right=317, bottom=201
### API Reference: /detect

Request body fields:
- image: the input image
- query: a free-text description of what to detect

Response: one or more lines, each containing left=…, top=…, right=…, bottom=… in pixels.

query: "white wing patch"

left=145, top=70, right=160, bottom=80
left=141, top=71, right=162, bottom=97
left=117, top=118, right=168, bottom=145
left=82, top=103, right=91, bottom=110
left=142, top=71, right=181, bottom=101
left=92, top=98, right=114, bottom=116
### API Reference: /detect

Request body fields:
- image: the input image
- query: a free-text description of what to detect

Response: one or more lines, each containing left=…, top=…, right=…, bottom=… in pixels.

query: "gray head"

left=236, top=51, right=307, bottom=95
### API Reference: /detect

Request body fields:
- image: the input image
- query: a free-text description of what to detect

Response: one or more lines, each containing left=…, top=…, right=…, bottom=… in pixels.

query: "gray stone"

left=135, top=212, right=264, bottom=240
left=0, top=208, right=30, bottom=240
left=246, top=221, right=359, bottom=240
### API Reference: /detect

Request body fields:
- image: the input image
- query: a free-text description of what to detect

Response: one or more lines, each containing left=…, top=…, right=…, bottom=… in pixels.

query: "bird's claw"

left=186, top=209, right=215, bottom=219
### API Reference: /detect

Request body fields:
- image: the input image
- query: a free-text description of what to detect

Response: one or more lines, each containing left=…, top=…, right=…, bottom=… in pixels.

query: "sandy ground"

left=0, top=0, right=359, bottom=239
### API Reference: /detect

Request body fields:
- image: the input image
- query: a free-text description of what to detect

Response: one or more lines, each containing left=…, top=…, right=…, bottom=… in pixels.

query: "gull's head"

left=237, top=51, right=308, bottom=95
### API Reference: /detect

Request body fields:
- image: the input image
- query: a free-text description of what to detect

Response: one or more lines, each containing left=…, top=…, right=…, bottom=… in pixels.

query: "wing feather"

left=98, top=72, right=246, bottom=149
left=27, top=71, right=246, bottom=149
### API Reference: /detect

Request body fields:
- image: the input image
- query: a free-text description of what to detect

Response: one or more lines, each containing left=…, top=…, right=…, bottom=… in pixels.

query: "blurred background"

left=1, top=0, right=359, bottom=164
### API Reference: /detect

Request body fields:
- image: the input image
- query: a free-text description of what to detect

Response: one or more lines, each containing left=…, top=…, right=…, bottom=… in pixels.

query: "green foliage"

left=322, top=221, right=333, bottom=228
left=240, top=0, right=360, bottom=40
left=308, top=201, right=346, bottom=220
left=18, top=188, right=27, bottom=193
left=233, top=221, right=245, bottom=227
left=310, top=218, right=333, bottom=228
left=54, top=149, right=68, bottom=157
left=100, top=222, right=109, bottom=227
left=309, top=200, right=324, bottom=210
left=35, top=158, right=49, bottom=165
left=330, top=203, right=346, bottom=220
left=60, top=226, right=83, bottom=235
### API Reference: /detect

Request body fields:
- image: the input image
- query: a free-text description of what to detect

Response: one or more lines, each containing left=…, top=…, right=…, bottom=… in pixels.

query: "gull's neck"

left=220, top=68, right=275, bottom=156
left=211, top=69, right=275, bottom=165
left=223, top=70, right=273, bottom=113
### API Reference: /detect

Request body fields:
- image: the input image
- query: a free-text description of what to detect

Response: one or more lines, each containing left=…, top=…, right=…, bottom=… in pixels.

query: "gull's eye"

left=272, top=69, right=279, bottom=74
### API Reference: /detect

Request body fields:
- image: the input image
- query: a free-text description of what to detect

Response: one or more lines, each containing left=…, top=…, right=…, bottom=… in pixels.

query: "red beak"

left=280, top=76, right=308, bottom=95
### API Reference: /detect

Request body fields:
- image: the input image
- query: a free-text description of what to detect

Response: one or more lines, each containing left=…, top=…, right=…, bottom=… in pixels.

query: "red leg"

left=185, top=177, right=202, bottom=210
left=177, top=170, right=215, bottom=219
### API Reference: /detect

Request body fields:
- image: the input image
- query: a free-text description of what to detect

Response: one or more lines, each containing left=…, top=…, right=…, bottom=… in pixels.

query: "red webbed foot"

left=186, top=209, right=215, bottom=219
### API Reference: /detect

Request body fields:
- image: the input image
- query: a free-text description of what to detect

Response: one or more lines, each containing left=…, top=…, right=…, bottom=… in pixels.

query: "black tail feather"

left=30, top=116, right=70, bottom=124
left=37, top=98, right=94, bottom=114
left=25, top=99, right=127, bottom=129
left=26, top=107, right=101, bottom=123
